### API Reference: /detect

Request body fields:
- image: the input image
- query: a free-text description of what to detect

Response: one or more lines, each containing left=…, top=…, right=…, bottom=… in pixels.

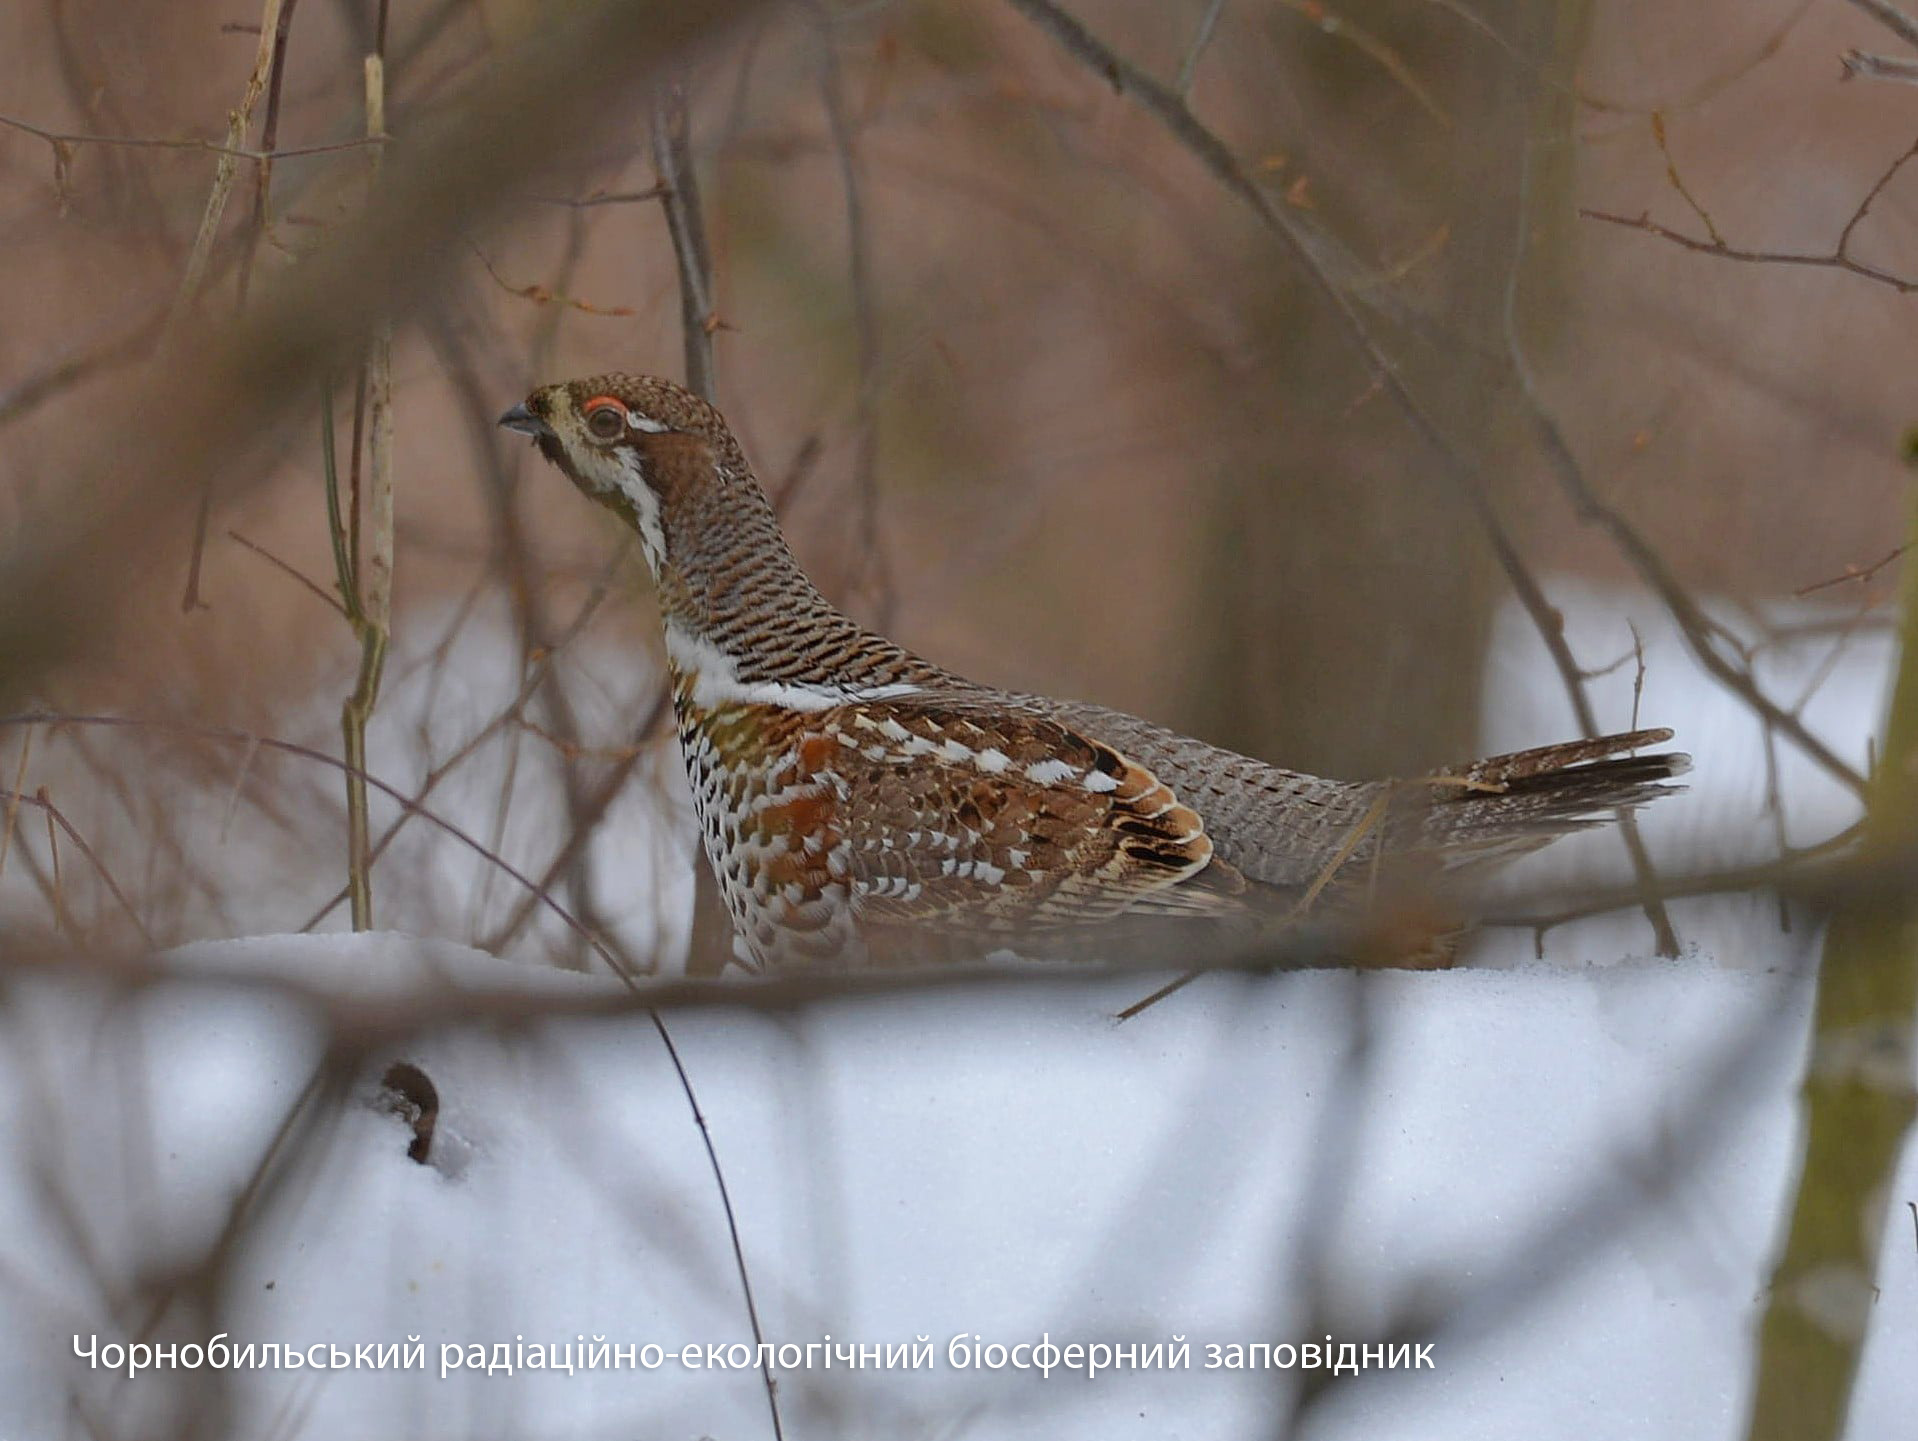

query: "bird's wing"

left=1029, top=697, right=1386, bottom=891
left=796, top=691, right=1233, bottom=931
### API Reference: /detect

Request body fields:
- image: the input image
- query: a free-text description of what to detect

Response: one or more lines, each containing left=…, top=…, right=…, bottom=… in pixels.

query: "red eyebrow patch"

left=582, top=395, right=625, bottom=418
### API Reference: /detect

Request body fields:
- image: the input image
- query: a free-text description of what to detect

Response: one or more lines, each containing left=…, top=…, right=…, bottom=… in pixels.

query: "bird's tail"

left=1411, top=727, right=1689, bottom=862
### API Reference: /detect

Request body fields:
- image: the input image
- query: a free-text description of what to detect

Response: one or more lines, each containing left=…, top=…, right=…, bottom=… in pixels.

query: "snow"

left=2, top=582, right=1913, bottom=1441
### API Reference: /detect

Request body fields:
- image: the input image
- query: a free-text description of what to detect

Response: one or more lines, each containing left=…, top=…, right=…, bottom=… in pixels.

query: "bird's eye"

left=584, top=403, right=626, bottom=441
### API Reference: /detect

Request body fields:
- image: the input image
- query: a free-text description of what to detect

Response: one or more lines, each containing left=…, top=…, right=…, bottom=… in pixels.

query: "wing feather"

left=807, top=695, right=1218, bottom=930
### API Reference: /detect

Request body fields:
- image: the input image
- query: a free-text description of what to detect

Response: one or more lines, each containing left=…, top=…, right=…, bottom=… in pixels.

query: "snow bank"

left=2, top=931, right=1911, bottom=1440
left=1, top=581, right=1910, bottom=1440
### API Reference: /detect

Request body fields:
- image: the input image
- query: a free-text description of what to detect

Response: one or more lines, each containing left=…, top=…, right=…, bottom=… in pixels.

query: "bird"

left=500, top=373, right=1687, bottom=974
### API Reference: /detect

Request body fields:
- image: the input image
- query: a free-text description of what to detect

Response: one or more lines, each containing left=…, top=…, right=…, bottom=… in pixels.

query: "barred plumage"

left=502, top=375, right=1688, bottom=972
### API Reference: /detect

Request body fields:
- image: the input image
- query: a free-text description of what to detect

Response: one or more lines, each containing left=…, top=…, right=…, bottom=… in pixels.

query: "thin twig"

left=225, top=529, right=349, bottom=617
left=1649, top=111, right=1723, bottom=246
left=1796, top=543, right=1911, bottom=597
left=812, top=8, right=893, bottom=625
left=524, top=183, right=670, bottom=208
left=320, top=384, right=358, bottom=619
left=1848, top=0, right=1918, bottom=50
left=335, top=45, right=397, bottom=934
left=221, top=734, right=263, bottom=843
left=644, top=1013, right=782, bottom=1441
left=0, top=729, right=33, bottom=877
left=651, top=84, right=720, bottom=402
left=1843, top=50, right=1918, bottom=83
left=235, top=0, right=302, bottom=308
left=170, top=0, right=289, bottom=325
left=42, top=799, right=66, bottom=938
left=361, top=49, right=394, bottom=637
left=0, top=787, right=154, bottom=946
left=0, top=111, right=384, bottom=163
left=1841, top=136, right=1918, bottom=254
left=321, top=378, right=383, bottom=931
left=1487, top=824, right=1863, bottom=941
left=179, top=0, right=298, bottom=612
left=1175, top=0, right=1228, bottom=96
left=349, top=365, right=368, bottom=582
left=1581, top=196, right=1918, bottom=295
left=468, top=242, right=639, bottom=316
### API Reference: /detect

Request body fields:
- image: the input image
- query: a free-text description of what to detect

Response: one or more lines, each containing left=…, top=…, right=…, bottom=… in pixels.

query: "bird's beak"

left=497, top=401, right=550, bottom=438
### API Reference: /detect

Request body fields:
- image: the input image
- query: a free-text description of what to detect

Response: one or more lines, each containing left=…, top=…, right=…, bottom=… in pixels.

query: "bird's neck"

left=646, top=466, right=937, bottom=707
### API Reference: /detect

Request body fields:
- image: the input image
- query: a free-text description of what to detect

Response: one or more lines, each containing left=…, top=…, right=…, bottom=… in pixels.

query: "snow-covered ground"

left=1, top=582, right=1910, bottom=1441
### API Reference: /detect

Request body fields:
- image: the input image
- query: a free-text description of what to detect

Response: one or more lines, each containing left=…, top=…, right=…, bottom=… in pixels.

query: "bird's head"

left=499, top=372, right=741, bottom=568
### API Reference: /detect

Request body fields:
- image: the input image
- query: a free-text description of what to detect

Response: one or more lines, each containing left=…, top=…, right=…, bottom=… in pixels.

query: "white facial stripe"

left=563, top=448, right=656, bottom=569
left=608, top=449, right=667, bottom=569
left=626, top=409, right=667, bottom=433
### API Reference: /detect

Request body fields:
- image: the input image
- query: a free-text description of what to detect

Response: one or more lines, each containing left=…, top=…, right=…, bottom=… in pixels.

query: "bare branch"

left=0, top=788, right=154, bottom=946
left=224, top=528, right=349, bottom=617
left=1842, top=49, right=1918, bottom=83
left=1582, top=130, right=1918, bottom=298
left=1649, top=111, right=1723, bottom=246
left=525, top=183, right=669, bottom=208
left=469, top=242, right=639, bottom=316
left=0, top=111, right=384, bottom=164
left=651, top=84, right=720, bottom=402
left=172, top=0, right=291, bottom=323
left=811, top=5, right=893, bottom=622
left=235, top=0, right=303, bottom=309
left=1847, top=0, right=1918, bottom=51
left=1796, top=543, right=1911, bottom=597
left=183, top=0, right=306, bottom=613
left=1176, top=0, right=1228, bottom=97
